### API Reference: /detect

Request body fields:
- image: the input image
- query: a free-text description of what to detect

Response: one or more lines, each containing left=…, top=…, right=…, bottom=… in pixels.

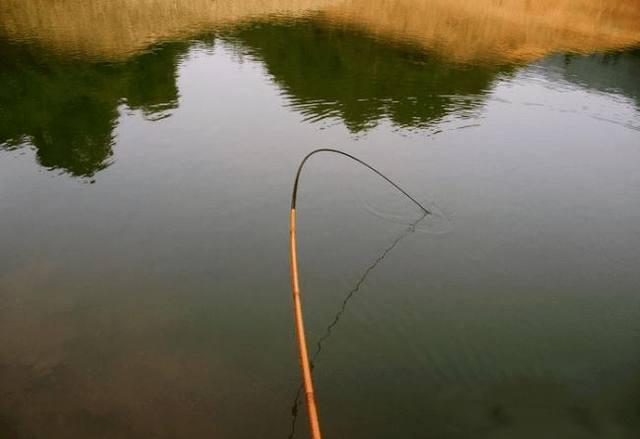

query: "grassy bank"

left=1, top=0, right=639, bottom=61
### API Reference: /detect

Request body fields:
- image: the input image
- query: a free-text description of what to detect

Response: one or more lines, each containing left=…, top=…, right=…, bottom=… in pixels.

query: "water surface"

left=1, top=3, right=640, bottom=438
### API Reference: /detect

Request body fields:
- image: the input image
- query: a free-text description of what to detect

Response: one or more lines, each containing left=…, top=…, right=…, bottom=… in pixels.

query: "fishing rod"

left=287, top=211, right=427, bottom=439
left=289, top=148, right=430, bottom=439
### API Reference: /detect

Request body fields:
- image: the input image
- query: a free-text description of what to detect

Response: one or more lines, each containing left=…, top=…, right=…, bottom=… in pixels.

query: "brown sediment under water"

left=1, top=1, right=640, bottom=438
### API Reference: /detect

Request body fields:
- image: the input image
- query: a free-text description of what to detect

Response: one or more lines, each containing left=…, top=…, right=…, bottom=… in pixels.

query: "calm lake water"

left=1, top=6, right=640, bottom=439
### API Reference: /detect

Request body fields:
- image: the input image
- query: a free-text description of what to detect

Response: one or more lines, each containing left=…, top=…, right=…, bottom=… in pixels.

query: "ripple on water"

left=359, top=195, right=453, bottom=234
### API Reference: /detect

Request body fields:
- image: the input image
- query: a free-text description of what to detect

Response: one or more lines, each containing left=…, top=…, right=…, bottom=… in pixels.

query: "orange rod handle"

left=289, top=208, right=322, bottom=439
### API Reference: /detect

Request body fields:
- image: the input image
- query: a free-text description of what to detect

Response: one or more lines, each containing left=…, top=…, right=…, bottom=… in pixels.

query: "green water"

left=1, top=17, right=640, bottom=439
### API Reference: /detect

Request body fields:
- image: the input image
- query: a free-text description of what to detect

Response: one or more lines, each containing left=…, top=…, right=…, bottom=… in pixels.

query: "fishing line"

left=289, top=148, right=430, bottom=439
left=287, top=212, right=427, bottom=439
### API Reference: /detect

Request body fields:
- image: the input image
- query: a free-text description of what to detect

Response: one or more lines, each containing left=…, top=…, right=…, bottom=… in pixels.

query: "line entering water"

left=287, top=212, right=427, bottom=439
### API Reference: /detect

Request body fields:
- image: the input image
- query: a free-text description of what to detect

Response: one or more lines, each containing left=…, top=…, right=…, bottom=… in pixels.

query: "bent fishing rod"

left=289, top=148, right=430, bottom=439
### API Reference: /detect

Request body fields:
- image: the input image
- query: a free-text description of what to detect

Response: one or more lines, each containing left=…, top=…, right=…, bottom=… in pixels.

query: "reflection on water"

left=1, top=20, right=513, bottom=176
left=0, top=0, right=334, bottom=60
left=538, top=49, right=640, bottom=107
left=223, top=20, right=512, bottom=132
left=1, top=0, right=639, bottom=62
left=323, top=0, right=640, bottom=63
left=1, top=2, right=640, bottom=439
left=0, top=39, right=189, bottom=176
left=3, top=21, right=640, bottom=177
left=2, top=1, right=639, bottom=176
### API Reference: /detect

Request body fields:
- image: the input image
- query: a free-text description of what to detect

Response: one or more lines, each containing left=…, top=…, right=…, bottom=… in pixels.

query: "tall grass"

left=324, top=0, right=640, bottom=62
left=1, top=0, right=639, bottom=61
left=0, top=0, right=335, bottom=59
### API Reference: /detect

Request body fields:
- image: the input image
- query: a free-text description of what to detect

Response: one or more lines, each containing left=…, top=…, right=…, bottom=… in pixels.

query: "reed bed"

left=1, top=0, right=639, bottom=62
left=0, top=0, right=335, bottom=59
left=324, top=0, right=640, bottom=62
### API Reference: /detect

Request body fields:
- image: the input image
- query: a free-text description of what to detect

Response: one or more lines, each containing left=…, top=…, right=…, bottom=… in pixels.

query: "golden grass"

left=0, top=0, right=336, bottom=59
left=324, top=0, right=640, bottom=62
left=1, top=0, right=639, bottom=62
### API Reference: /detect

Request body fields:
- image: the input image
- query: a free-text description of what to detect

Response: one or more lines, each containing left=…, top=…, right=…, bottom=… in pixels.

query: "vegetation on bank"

left=1, top=0, right=639, bottom=62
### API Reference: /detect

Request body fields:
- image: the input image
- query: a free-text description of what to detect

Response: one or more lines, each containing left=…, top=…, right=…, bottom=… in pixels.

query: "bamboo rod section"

left=289, top=207, right=322, bottom=439
left=288, top=148, right=430, bottom=439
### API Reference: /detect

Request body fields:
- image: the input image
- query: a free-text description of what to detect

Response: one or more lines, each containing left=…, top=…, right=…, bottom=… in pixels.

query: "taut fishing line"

left=288, top=149, right=431, bottom=439
left=287, top=213, right=427, bottom=439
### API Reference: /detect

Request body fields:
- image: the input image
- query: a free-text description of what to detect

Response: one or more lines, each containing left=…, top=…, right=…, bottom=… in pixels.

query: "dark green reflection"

left=223, top=19, right=513, bottom=132
left=539, top=49, right=640, bottom=106
left=0, top=40, right=188, bottom=177
left=4, top=17, right=638, bottom=179
left=1, top=19, right=514, bottom=178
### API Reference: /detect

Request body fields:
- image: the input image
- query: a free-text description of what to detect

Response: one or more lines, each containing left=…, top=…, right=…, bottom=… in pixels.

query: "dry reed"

left=1, top=0, right=639, bottom=62
left=324, top=0, right=640, bottom=62
left=0, top=0, right=335, bottom=59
